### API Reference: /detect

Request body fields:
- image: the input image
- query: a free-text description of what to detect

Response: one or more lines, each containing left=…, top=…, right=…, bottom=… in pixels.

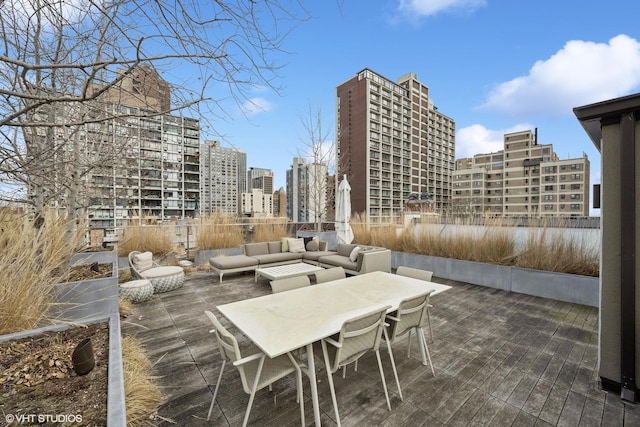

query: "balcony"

left=119, top=270, right=632, bottom=426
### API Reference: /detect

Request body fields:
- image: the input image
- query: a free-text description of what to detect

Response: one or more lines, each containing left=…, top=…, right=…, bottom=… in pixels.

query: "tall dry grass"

left=516, top=227, right=599, bottom=276
left=353, top=214, right=597, bottom=275
left=195, top=212, right=244, bottom=250
left=251, top=218, right=291, bottom=242
left=0, top=209, right=85, bottom=335
left=117, top=225, right=175, bottom=257
left=121, top=336, right=163, bottom=426
left=395, top=219, right=517, bottom=265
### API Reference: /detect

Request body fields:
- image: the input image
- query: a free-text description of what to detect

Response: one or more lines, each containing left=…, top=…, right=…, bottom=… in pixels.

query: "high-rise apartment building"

left=84, top=66, right=200, bottom=227
left=200, top=140, right=246, bottom=214
left=273, top=187, right=287, bottom=218
left=336, top=69, right=456, bottom=221
left=240, top=188, right=273, bottom=217
left=286, top=157, right=328, bottom=223
left=453, top=130, right=590, bottom=216
left=247, top=167, right=274, bottom=194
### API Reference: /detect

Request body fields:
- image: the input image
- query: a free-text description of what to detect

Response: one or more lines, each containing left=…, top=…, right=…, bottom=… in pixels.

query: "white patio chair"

left=204, top=310, right=305, bottom=427
left=128, top=251, right=184, bottom=293
left=269, top=275, right=310, bottom=293
left=321, top=305, right=401, bottom=427
left=314, top=266, right=346, bottom=284
left=385, top=290, right=435, bottom=376
left=396, top=266, right=435, bottom=342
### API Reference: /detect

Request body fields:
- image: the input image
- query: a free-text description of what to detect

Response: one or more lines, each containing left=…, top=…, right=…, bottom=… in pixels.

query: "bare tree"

left=298, top=104, right=335, bottom=231
left=0, top=0, right=309, bottom=221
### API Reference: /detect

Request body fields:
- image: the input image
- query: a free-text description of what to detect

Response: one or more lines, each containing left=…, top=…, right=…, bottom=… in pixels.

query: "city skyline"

left=185, top=1, right=640, bottom=216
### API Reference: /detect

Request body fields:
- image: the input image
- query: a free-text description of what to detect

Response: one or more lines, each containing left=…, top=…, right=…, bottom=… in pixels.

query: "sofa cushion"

left=302, top=250, right=337, bottom=262
left=319, top=254, right=357, bottom=271
left=306, top=237, right=320, bottom=251
left=337, top=244, right=358, bottom=258
left=210, top=255, right=258, bottom=269
left=245, top=242, right=269, bottom=257
left=267, top=241, right=281, bottom=254
left=287, top=238, right=306, bottom=253
left=132, top=251, right=153, bottom=272
left=253, top=252, right=302, bottom=264
left=141, top=265, right=183, bottom=279
left=349, top=246, right=361, bottom=262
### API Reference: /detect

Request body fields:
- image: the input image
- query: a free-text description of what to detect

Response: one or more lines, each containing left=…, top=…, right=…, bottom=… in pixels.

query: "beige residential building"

left=240, top=188, right=273, bottom=217
left=453, top=130, right=590, bottom=217
left=336, top=69, right=455, bottom=221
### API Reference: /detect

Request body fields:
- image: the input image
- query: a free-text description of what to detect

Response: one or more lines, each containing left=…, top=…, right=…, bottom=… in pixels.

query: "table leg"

left=305, top=342, right=322, bottom=426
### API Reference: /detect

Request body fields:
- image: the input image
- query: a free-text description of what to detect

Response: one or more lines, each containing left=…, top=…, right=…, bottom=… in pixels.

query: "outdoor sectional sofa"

left=208, top=238, right=390, bottom=283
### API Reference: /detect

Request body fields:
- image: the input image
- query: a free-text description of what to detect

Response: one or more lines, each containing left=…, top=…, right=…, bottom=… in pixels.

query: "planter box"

left=392, top=251, right=599, bottom=307
left=51, top=251, right=119, bottom=323
left=0, top=313, right=126, bottom=426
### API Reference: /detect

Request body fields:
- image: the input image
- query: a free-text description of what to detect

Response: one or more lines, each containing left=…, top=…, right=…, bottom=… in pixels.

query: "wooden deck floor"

left=121, top=270, right=640, bottom=426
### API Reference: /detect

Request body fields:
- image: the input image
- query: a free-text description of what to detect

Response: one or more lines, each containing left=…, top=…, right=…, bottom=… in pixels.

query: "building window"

left=570, top=194, right=581, bottom=200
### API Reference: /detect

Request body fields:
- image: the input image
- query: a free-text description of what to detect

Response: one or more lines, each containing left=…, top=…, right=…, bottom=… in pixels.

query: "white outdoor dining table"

left=216, top=270, right=451, bottom=426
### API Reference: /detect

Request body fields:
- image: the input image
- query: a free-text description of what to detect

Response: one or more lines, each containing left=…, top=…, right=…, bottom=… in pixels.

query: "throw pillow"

left=132, top=251, right=153, bottom=272
left=349, top=246, right=361, bottom=262
left=303, top=236, right=313, bottom=247
left=288, top=238, right=306, bottom=253
left=306, top=237, right=319, bottom=251
left=281, top=237, right=289, bottom=252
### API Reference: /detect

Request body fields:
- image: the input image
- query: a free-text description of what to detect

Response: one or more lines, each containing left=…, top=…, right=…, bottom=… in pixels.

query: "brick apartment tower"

left=336, top=69, right=456, bottom=221
left=453, top=129, right=590, bottom=217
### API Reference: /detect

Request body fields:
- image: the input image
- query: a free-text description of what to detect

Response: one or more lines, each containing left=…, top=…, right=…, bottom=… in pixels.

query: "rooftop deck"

left=121, top=270, right=640, bottom=426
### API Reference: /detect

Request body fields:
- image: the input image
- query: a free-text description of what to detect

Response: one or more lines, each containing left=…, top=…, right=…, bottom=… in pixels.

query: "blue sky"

left=196, top=0, right=640, bottom=215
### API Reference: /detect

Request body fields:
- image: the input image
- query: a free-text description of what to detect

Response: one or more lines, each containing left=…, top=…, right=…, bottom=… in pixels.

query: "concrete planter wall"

left=392, top=251, right=599, bottom=307
left=51, top=251, right=119, bottom=323
left=0, top=313, right=126, bottom=426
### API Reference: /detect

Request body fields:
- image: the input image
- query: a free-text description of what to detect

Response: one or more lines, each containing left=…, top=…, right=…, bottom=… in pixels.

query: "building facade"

left=247, top=167, right=274, bottom=194
left=336, top=68, right=456, bottom=221
left=273, top=187, right=287, bottom=218
left=240, top=188, right=273, bottom=217
left=81, top=66, right=200, bottom=228
left=286, top=157, right=328, bottom=223
left=453, top=130, right=590, bottom=217
left=200, top=140, right=246, bottom=215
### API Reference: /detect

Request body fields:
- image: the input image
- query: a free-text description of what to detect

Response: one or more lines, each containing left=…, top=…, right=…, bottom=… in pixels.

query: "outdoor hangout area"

left=121, top=267, right=640, bottom=426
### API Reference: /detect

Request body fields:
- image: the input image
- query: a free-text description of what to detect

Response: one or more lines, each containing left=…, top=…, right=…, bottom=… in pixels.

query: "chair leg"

left=418, top=328, right=435, bottom=376
left=207, top=360, right=226, bottom=421
left=321, top=340, right=342, bottom=427
left=406, top=329, right=412, bottom=358
left=375, top=349, right=392, bottom=411
left=383, top=327, right=403, bottom=401
left=427, top=304, right=434, bottom=343
left=242, top=355, right=266, bottom=427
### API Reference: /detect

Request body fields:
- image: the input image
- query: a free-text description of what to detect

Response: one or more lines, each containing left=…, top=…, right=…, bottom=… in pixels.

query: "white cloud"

left=241, top=97, right=273, bottom=115
left=398, top=0, right=487, bottom=17
left=481, top=35, right=640, bottom=118
left=456, top=123, right=533, bottom=158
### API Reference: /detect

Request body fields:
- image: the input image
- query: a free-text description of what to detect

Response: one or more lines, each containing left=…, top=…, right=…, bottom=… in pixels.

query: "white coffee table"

left=255, top=262, right=324, bottom=282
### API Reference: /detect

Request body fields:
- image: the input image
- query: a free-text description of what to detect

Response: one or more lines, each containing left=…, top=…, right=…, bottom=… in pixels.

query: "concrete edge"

left=0, top=315, right=126, bottom=425
left=391, top=251, right=599, bottom=307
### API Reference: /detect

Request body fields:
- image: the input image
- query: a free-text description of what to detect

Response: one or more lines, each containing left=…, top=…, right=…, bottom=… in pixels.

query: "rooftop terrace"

left=121, top=270, right=640, bottom=426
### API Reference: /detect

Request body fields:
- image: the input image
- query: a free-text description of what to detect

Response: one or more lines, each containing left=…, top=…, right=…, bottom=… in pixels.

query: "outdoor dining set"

left=206, top=268, right=451, bottom=427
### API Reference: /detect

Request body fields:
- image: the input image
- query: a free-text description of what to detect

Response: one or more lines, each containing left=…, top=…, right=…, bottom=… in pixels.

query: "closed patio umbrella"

left=335, top=175, right=354, bottom=244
